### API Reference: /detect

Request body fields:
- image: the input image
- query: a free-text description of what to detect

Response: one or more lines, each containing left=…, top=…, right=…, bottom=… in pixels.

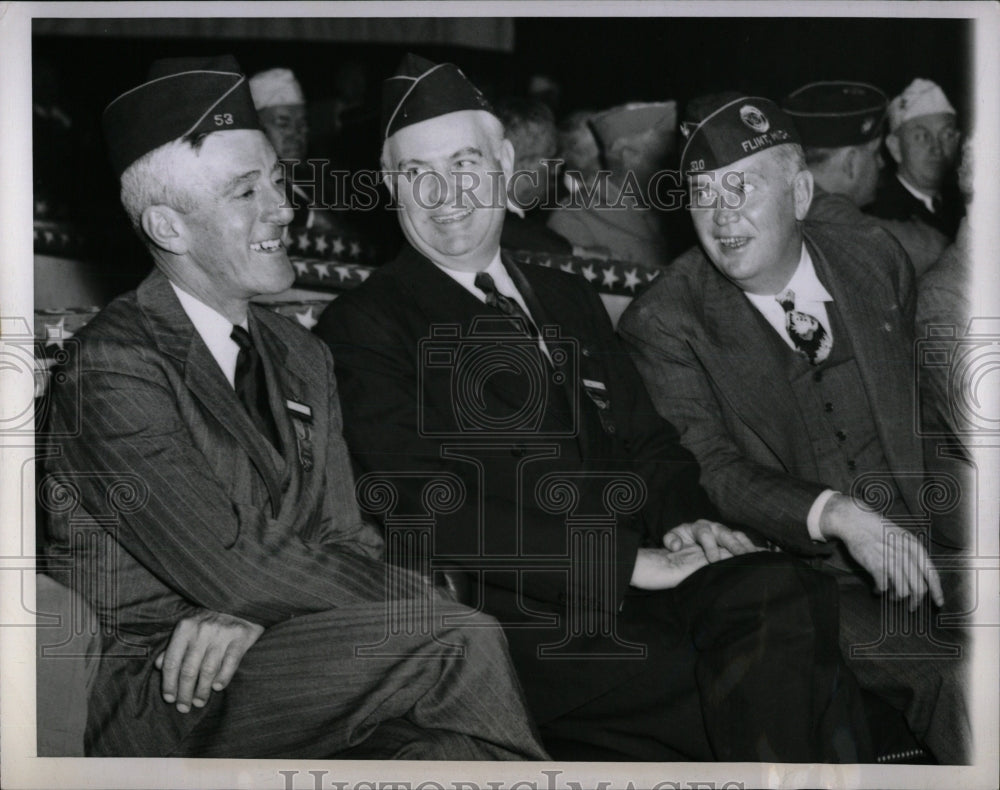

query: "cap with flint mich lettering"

left=103, top=55, right=261, bottom=178
left=679, top=92, right=800, bottom=176
left=381, top=53, right=495, bottom=141
left=782, top=81, right=888, bottom=148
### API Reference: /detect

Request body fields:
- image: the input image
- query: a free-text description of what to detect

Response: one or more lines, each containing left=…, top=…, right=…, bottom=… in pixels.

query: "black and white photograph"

left=1, top=2, right=997, bottom=789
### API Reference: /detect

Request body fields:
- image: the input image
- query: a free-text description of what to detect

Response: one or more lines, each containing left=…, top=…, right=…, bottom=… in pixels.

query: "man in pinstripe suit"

left=41, top=55, right=547, bottom=760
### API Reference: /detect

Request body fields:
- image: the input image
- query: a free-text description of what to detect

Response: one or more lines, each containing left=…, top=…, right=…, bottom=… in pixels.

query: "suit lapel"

left=696, top=264, right=813, bottom=468
left=806, top=231, right=923, bottom=514
left=136, top=270, right=285, bottom=516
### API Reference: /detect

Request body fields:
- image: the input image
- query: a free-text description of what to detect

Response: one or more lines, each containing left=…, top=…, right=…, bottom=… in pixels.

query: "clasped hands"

left=630, top=519, right=760, bottom=590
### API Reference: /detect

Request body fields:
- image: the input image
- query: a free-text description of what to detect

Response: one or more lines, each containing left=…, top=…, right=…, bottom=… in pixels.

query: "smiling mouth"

left=432, top=208, right=473, bottom=225
left=250, top=238, right=284, bottom=253
left=717, top=236, right=750, bottom=250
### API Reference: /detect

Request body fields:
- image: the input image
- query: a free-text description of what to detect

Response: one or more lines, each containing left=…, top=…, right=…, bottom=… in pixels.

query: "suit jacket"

left=619, top=222, right=924, bottom=554
left=43, top=268, right=422, bottom=756
left=315, top=244, right=714, bottom=719
left=866, top=172, right=964, bottom=241
left=808, top=185, right=947, bottom=276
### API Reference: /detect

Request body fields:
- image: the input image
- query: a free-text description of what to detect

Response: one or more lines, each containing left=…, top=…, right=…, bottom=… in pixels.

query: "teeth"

left=433, top=209, right=473, bottom=224
left=718, top=237, right=748, bottom=249
left=251, top=238, right=283, bottom=252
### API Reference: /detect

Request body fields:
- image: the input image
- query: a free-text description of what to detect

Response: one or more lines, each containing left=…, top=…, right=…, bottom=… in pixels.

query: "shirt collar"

left=169, top=281, right=246, bottom=387
left=896, top=173, right=936, bottom=213
left=744, top=243, right=832, bottom=309
left=431, top=251, right=505, bottom=299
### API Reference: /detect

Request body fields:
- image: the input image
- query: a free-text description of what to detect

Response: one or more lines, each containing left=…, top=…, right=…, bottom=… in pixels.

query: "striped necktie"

left=474, top=271, right=540, bottom=339
left=231, top=325, right=281, bottom=449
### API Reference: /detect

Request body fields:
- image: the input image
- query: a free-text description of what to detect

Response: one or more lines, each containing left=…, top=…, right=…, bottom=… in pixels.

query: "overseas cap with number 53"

left=103, top=54, right=261, bottom=178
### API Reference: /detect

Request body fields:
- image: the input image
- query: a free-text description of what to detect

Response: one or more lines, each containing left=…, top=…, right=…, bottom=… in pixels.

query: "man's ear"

left=141, top=205, right=187, bottom=255
left=885, top=133, right=903, bottom=165
left=842, top=146, right=860, bottom=182
left=499, top=137, right=515, bottom=179
left=792, top=168, right=814, bottom=221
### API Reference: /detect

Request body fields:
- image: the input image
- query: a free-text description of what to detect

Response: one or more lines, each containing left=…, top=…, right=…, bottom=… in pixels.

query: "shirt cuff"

left=807, top=489, right=839, bottom=542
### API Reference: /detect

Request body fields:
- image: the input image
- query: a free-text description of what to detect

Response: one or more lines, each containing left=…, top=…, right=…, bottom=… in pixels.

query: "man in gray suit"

left=619, top=92, right=970, bottom=763
left=42, top=55, right=547, bottom=761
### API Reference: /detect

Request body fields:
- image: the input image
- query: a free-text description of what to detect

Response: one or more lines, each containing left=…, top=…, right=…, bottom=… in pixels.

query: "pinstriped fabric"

left=43, top=268, right=545, bottom=759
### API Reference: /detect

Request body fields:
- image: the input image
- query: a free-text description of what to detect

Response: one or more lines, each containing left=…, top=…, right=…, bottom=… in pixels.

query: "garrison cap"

left=249, top=67, right=305, bottom=109
left=679, top=92, right=799, bottom=176
left=589, top=101, right=677, bottom=150
left=782, top=81, right=888, bottom=148
left=103, top=55, right=260, bottom=178
left=381, top=53, right=494, bottom=141
left=888, top=78, right=956, bottom=132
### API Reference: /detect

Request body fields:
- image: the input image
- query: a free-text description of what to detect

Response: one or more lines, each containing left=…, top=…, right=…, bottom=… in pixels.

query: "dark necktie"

left=776, top=289, right=833, bottom=365
left=474, top=271, right=540, bottom=339
left=231, top=325, right=280, bottom=449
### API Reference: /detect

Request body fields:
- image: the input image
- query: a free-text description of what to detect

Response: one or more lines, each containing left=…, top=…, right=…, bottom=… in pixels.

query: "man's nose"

left=265, top=179, right=294, bottom=225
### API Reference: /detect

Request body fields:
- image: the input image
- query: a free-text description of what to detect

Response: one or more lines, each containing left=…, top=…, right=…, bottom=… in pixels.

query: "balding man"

left=42, top=55, right=547, bottom=761
left=867, top=78, right=964, bottom=240
left=620, top=92, right=970, bottom=763
left=783, top=81, right=947, bottom=275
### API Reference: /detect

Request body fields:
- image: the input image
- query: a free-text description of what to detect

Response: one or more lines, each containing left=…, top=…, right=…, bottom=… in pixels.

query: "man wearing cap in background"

left=547, top=102, right=676, bottom=267
left=867, top=78, right=964, bottom=240
left=619, top=92, right=970, bottom=763
left=249, top=66, right=352, bottom=236
left=783, top=80, right=948, bottom=276
left=317, top=54, right=880, bottom=763
left=42, top=54, right=549, bottom=761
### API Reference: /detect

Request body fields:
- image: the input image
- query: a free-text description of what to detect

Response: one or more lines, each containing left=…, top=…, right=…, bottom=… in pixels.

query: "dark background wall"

left=32, top=15, right=973, bottom=262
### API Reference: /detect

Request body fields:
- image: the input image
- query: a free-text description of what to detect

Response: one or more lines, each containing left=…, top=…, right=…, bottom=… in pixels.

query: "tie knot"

left=474, top=271, right=498, bottom=296
left=231, top=324, right=253, bottom=352
left=776, top=288, right=796, bottom=312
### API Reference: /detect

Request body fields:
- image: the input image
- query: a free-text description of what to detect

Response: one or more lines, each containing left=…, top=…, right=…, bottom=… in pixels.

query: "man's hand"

left=155, top=609, right=264, bottom=713
left=630, top=545, right=725, bottom=590
left=663, top=519, right=759, bottom=562
left=820, top=493, right=944, bottom=609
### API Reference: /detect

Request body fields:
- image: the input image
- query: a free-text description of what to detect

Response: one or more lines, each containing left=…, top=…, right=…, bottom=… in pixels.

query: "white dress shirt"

left=170, top=281, right=247, bottom=389
left=741, top=244, right=837, bottom=542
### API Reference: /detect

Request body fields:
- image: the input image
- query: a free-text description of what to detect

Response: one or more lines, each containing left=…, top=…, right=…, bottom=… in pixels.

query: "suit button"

left=847, top=460, right=857, bottom=470
left=606, top=423, right=617, bottom=434
left=813, top=371, right=823, bottom=383
left=511, top=446, right=526, bottom=458
left=836, top=430, right=847, bottom=442
left=581, top=348, right=592, bottom=357
left=824, top=402, right=834, bottom=413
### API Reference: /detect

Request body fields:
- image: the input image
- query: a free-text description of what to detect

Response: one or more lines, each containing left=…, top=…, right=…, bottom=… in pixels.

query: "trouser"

left=534, top=553, right=874, bottom=762
left=94, top=601, right=548, bottom=760
left=832, top=564, right=971, bottom=764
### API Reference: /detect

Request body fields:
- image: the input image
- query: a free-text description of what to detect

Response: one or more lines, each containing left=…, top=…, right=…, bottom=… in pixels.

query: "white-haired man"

left=42, top=54, right=548, bottom=761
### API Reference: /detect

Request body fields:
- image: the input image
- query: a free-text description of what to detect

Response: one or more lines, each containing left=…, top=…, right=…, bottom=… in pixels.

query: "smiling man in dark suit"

left=42, top=55, right=549, bottom=761
left=619, top=92, right=970, bottom=763
left=316, top=54, right=878, bottom=763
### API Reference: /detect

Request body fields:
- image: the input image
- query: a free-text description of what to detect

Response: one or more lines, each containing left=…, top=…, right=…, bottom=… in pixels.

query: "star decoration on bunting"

left=44, top=317, right=73, bottom=350
left=294, top=307, right=318, bottom=330
left=293, top=261, right=310, bottom=276
left=623, top=268, right=641, bottom=292
left=332, top=238, right=345, bottom=256
left=601, top=266, right=620, bottom=287
left=560, top=261, right=575, bottom=273
left=297, top=232, right=311, bottom=252
left=581, top=264, right=597, bottom=282
left=356, top=269, right=370, bottom=282
left=349, top=241, right=361, bottom=258
left=314, top=263, right=330, bottom=280
left=314, top=235, right=329, bottom=255
left=646, top=271, right=660, bottom=281
left=334, top=265, right=353, bottom=282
